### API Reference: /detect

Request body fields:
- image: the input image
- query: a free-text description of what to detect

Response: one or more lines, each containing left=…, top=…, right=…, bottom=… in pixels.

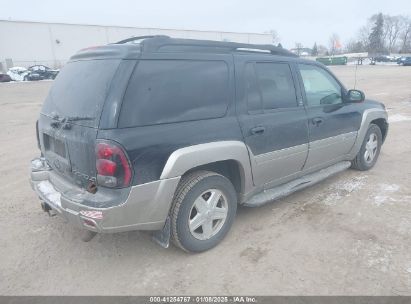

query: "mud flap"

left=81, top=230, right=97, bottom=242
left=152, top=217, right=170, bottom=248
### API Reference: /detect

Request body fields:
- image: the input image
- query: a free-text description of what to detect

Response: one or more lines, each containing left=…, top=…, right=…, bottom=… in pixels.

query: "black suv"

left=30, top=36, right=388, bottom=252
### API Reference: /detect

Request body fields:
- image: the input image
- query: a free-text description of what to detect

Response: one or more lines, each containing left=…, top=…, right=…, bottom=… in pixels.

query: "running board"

left=243, top=161, right=351, bottom=207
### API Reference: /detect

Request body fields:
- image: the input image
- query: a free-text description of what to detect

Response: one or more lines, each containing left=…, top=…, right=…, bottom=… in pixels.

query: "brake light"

left=96, top=159, right=117, bottom=176
left=95, top=141, right=132, bottom=188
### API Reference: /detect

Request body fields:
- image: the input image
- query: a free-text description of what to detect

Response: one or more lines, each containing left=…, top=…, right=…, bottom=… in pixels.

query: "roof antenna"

left=354, top=58, right=359, bottom=89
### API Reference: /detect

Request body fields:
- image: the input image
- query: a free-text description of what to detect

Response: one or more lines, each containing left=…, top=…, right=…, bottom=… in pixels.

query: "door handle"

left=250, top=126, right=265, bottom=135
left=312, top=117, right=324, bottom=126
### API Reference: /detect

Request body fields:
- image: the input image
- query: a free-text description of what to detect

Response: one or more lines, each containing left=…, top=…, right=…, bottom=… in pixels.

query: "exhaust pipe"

left=40, top=201, right=57, bottom=217
left=41, top=201, right=51, bottom=212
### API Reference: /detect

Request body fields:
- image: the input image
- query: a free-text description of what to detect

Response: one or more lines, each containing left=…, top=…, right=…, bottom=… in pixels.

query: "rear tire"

left=170, top=171, right=237, bottom=253
left=352, top=124, right=382, bottom=171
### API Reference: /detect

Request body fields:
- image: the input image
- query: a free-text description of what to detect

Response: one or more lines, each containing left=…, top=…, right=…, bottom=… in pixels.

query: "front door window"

left=299, top=64, right=342, bottom=106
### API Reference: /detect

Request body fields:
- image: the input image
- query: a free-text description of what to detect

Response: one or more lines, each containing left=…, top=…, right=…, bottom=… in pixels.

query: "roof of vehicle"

left=9, top=66, right=27, bottom=71
left=70, top=35, right=299, bottom=61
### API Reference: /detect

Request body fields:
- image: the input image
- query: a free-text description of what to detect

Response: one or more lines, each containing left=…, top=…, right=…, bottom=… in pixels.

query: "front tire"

left=170, top=171, right=237, bottom=253
left=352, top=124, right=382, bottom=171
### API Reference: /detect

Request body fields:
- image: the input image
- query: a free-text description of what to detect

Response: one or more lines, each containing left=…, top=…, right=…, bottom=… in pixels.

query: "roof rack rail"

left=141, top=37, right=297, bottom=57
left=235, top=48, right=271, bottom=53
left=112, top=36, right=296, bottom=57
left=115, top=35, right=170, bottom=44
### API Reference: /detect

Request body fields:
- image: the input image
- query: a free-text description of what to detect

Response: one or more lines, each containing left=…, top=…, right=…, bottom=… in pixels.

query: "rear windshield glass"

left=41, top=59, right=120, bottom=127
left=118, top=60, right=229, bottom=127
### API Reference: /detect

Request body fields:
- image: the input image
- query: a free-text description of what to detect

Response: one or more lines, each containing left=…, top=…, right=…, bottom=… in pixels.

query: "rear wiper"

left=50, top=114, right=95, bottom=129
left=64, top=116, right=95, bottom=122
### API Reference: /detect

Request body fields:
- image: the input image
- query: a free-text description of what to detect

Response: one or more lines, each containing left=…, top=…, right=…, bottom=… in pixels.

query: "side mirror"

left=346, top=89, right=365, bottom=103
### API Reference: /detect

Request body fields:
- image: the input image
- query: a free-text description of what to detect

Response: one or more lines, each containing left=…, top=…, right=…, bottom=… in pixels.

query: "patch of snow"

left=352, top=241, right=393, bottom=273
left=37, top=180, right=61, bottom=207
left=322, top=176, right=367, bottom=206
left=339, top=176, right=367, bottom=193
left=407, top=267, right=411, bottom=273
left=381, top=184, right=400, bottom=192
left=371, top=184, right=401, bottom=206
left=374, top=195, right=388, bottom=206
left=388, top=114, right=411, bottom=123
left=31, top=158, right=44, bottom=170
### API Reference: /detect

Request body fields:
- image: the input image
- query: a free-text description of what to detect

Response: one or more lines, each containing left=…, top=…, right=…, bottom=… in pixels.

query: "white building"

left=0, top=20, right=272, bottom=71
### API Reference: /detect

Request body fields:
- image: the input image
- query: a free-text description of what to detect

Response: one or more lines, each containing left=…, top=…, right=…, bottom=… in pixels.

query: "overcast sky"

left=1, top=0, right=410, bottom=48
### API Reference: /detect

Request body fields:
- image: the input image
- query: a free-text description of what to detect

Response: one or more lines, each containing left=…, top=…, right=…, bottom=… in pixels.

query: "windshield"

left=41, top=59, right=121, bottom=128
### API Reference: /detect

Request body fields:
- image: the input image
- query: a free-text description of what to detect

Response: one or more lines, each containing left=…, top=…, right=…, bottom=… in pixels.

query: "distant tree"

left=345, top=39, right=366, bottom=53
left=347, top=13, right=411, bottom=55
left=277, top=43, right=283, bottom=48
left=295, top=42, right=303, bottom=56
left=317, top=45, right=328, bottom=56
left=383, top=15, right=402, bottom=52
left=368, top=13, right=385, bottom=54
left=357, top=25, right=371, bottom=50
left=311, top=43, right=318, bottom=56
left=399, top=17, right=411, bottom=53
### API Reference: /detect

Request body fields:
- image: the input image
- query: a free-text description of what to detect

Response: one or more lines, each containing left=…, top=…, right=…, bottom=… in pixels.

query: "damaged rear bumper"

left=30, top=157, right=181, bottom=233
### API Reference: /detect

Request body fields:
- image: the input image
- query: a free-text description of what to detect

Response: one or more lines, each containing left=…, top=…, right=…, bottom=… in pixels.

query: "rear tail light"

left=95, top=140, right=132, bottom=188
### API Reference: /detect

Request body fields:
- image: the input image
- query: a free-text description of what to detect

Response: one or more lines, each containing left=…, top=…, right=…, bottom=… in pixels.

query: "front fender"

left=348, top=108, right=388, bottom=158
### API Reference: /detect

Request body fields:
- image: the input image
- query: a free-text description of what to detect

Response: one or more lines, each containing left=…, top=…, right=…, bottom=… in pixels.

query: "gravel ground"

left=0, top=65, right=410, bottom=295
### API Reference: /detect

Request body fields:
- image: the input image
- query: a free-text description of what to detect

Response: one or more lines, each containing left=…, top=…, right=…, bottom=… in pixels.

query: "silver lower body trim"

left=30, top=157, right=180, bottom=232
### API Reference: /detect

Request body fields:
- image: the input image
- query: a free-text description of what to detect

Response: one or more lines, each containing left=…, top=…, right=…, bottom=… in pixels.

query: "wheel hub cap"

left=188, top=189, right=228, bottom=240
left=364, top=132, right=378, bottom=164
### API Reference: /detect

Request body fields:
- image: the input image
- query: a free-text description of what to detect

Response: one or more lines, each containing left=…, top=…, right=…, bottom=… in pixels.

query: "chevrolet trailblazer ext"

left=30, top=36, right=388, bottom=252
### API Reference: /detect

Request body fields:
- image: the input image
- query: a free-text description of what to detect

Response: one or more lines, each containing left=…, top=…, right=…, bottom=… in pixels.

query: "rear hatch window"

left=41, top=59, right=121, bottom=128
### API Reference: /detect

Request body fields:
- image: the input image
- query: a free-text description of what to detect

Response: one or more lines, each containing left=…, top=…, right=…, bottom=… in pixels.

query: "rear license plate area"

left=43, top=133, right=71, bottom=173
left=44, top=133, right=67, bottom=158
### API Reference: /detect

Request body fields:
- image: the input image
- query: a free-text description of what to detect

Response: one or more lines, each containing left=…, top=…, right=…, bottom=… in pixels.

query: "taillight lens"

left=95, top=141, right=132, bottom=188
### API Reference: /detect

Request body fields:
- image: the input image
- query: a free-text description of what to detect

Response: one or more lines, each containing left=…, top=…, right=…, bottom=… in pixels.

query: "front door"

left=236, top=59, right=309, bottom=188
left=297, top=63, right=362, bottom=171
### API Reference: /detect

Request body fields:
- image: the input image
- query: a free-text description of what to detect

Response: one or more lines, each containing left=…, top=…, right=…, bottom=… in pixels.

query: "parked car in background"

left=7, top=67, right=30, bottom=81
left=397, top=57, right=411, bottom=66
left=373, top=55, right=396, bottom=62
left=28, top=65, right=59, bottom=80
left=0, top=73, right=12, bottom=82
left=6, top=65, right=59, bottom=81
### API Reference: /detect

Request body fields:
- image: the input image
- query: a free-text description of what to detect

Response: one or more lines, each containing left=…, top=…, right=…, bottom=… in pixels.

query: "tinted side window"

left=245, top=63, right=263, bottom=114
left=119, top=60, right=229, bottom=127
left=299, top=64, right=342, bottom=106
left=255, top=63, right=298, bottom=110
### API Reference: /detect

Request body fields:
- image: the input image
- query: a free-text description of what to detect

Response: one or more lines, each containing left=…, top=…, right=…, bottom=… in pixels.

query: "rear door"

left=236, top=56, right=309, bottom=188
left=296, top=63, right=362, bottom=170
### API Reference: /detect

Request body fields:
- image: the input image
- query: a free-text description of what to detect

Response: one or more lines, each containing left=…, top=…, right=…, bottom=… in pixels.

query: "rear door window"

left=255, top=62, right=298, bottom=110
left=245, top=62, right=298, bottom=112
left=118, top=60, right=229, bottom=127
